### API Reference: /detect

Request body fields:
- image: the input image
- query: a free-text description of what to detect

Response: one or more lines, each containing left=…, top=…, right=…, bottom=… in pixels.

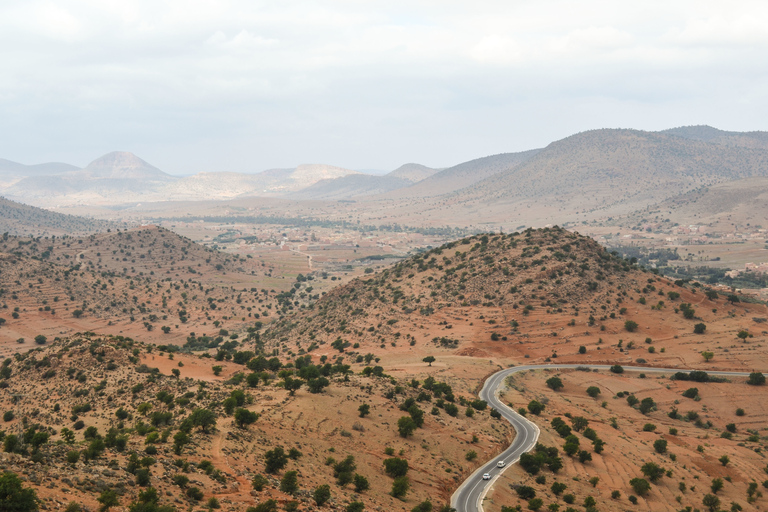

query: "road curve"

left=451, top=364, right=764, bottom=512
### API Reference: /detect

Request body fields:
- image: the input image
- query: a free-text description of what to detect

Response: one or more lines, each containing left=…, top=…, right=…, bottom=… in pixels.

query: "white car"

left=497, top=461, right=506, bottom=468
left=482, top=473, right=491, bottom=480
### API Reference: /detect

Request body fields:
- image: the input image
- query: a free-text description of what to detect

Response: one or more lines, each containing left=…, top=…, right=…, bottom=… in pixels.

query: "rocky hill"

left=0, top=196, right=123, bottom=236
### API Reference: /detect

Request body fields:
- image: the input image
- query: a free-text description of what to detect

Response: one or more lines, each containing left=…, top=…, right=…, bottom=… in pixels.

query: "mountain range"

left=3, top=126, right=768, bottom=230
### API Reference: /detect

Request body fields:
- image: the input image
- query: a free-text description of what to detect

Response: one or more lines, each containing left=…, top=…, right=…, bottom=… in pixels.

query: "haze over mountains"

left=3, top=125, right=768, bottom=230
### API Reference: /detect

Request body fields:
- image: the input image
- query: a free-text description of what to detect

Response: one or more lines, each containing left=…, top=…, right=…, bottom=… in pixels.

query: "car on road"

left=497, top=461, right=506, bottom=468
left=482, top=473, right=490, bottom=480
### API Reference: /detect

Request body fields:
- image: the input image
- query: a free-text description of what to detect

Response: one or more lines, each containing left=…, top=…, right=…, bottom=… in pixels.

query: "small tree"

left=212, top=366, right=222, bottom=376
left=97, top=489, right=119, bottom=512
left=702, top=494, right=720, bottom=512
left=353, top=474, right=370, bottom=493
left=313, top=484, right=331, bottom=506
left=358, top=404, right=370, bottom=417
left=719, top=455, right=729, bottom=466
left=527, top=400, right=545, bottom=415
left=701, top=351, right=714, bottom=362
left=747, top=372, right=766, bottom=386
left=586, top=386, right=600, bottom=398
left=653, top=439, right=667, bottom=454
left=34, top=335, right=47, bottom=345
left=610, top=365, right=624, bottom=374
left=694, top=323, right=707, bottom=334
left=624, top=320, right=638, bottom=332
left=546, top=377, right=564, bottom=391
left=641, top=462, right=665, bottom=482
left=280, top=471, right=298, bottom=495
left=397, top=416, right=417, bottom=438
left=0, top=472, right=39, bottom=512
left=264, top=446, right=288, bottom=473
left=391, top=476, right=409, bottom=498
left=711, top=477, right=724, bottom=494
left=422, top=356, right=436, bottom=367
left=234, top=409, right=259, bottom=428
left=383, top=457, right=409, bottom=478
left=629, top=478, right=650, bottom=496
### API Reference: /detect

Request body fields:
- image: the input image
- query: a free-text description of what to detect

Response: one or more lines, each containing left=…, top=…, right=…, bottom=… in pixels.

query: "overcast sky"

left=1, top=1, right=767, bottom=174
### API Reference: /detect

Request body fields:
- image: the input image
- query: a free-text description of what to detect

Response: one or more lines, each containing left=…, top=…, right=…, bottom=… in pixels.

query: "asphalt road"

left=450, top=364, right=763, bottom=512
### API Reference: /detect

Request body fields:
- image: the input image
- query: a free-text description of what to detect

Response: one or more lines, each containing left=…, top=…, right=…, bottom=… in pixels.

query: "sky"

left=1, top=1, right=767, bottom=175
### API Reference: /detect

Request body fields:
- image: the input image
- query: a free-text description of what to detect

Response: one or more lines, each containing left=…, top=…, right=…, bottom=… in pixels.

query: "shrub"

left=748, top=372, right=766, bottom=386
left=641, top=462, right=665, bottom=482
left=383, top=458, right=409, bottom=478
left=624, top=320, right=638, bottom=332
left=280, top=471, right=298, bottom=494
left=527, top=400, right=545, bottom=415
left=653, top=439, right=667, bottom=454
left=516, top=486, right=536, bottom=499
left=610, top=365, right=624, bottom=374
left=682, top=388, right=699, bottom=398
left=186, top=486, right=204, bottom=501
left=313, top=484, right=331, bottom=505
left=693, top=323, right=707, bottom=334
left=546, top=377, right=564, bottom=391
left=630, top=477, right=651, bottom=495
left=391, top=476, right=409, bottom=498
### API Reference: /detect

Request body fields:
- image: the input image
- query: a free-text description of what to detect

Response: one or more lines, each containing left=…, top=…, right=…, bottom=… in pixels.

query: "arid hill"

left=266, top=227, right=768, bottom=372
left=616, top=176, right=768, bottom=233
left=0, top=196, right=123, bottom=236
left=0, top=226, right=284, bottom=352
left=0, top=329, right=509, bottom=511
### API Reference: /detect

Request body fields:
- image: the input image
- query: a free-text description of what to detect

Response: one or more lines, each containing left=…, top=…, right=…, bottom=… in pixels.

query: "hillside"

left=2, top=228, right=768, bottom=512
left=387, top=163, right=439, bottom=183
left=290, top=174, right=413, bottom=200
left=453, top=129, right=768, bottom=220
left=0, top=333, right=509, bottom=511
left=616, top=176, right=768, bottom=232
left=662, top=124, right=768, bottom=149
left=266, top=227, right=768, bottom=372
left=0, top=226, right=283, bottom=351
left=379, top=150, right=541, bottom=200
left=0, top=196, right=123, bottom=236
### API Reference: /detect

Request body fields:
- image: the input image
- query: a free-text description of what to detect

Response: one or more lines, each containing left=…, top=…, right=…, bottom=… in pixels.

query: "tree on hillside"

left=0, top=471, right=39, bottom=512
left=422, top=356, right=435, bottom=366
left=546, top=377, right=564, bottom=391
left=747, top=372, right=766, bottom=385
left=701, top=351, right=714, bottom=362
left=189, top=408, right=217, bottom=433
left=694, top=323, right=707, bottom=334
left=397, top=416, right=417, bottom=438
left=624, top=320, right=638, bottom=332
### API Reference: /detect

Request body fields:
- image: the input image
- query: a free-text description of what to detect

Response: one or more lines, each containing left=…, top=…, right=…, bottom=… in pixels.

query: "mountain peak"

left=80, top=151, right=174, bottom=181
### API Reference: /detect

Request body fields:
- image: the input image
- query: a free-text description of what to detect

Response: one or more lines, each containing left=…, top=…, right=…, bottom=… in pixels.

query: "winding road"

left=451, top=364, right=764, bottom=512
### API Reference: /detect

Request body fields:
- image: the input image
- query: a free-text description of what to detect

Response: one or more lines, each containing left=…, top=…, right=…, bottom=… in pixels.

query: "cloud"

left=0, top=0, right=766, bottom=173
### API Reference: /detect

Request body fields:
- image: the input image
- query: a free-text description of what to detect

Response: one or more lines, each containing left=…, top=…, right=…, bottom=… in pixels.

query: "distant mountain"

left=662, top=125, right=768, bottom=149
left=387, top=163, right=438, bottom=182
left=0, top=196, right=122, bottom=236
left=379, top=150, right=541, bottom=199
left=0, top=151, right=363, bottom=205
left=290, top=174, right=412, bottom=200
left=74, top=151, right=175, bottom=181
left=619, top=176, right=768, bottom=230
left=5, top=152, right=178, bottom=205
left=448, top=128, right=768, bottom=222
left=0, top=158, right=78, bottom=188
